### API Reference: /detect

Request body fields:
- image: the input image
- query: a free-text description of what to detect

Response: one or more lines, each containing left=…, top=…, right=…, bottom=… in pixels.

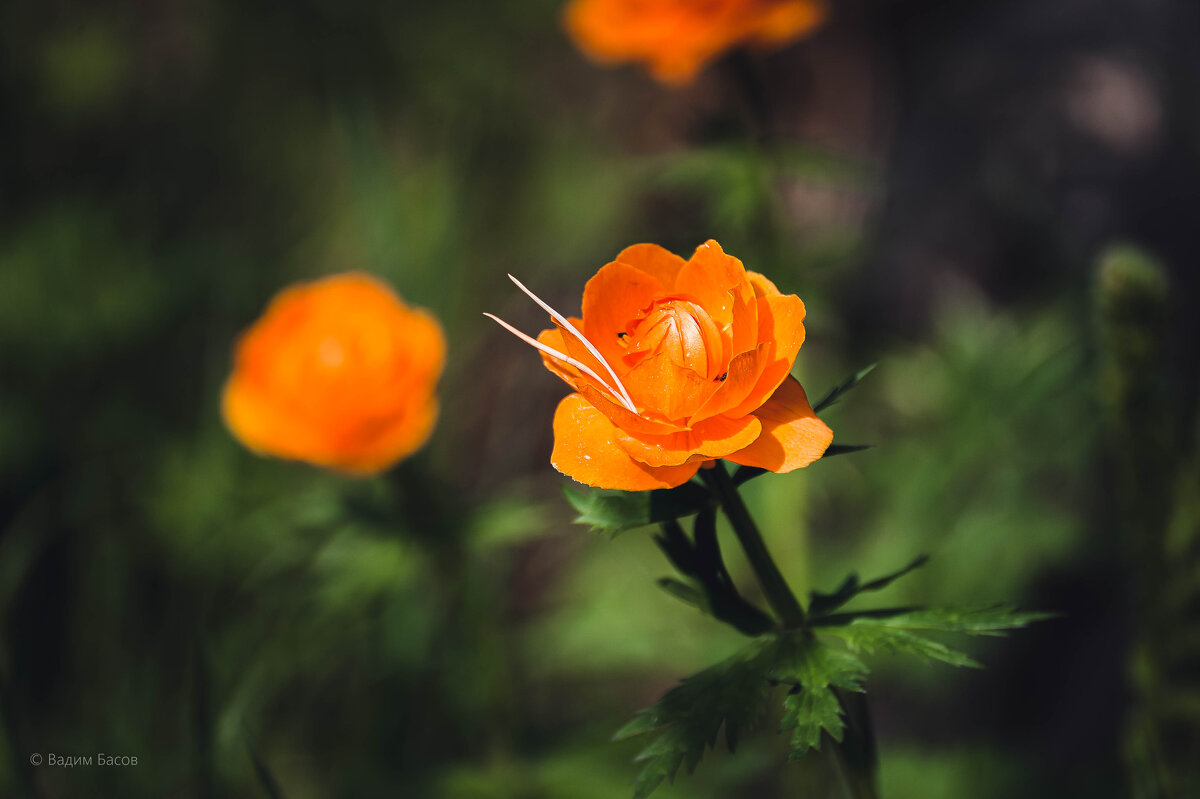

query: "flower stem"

left=701, top=462, right=806, bottom=629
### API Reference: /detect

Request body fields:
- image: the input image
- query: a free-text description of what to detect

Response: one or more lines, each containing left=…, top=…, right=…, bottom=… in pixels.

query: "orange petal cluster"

left=531, top=240, right=832, bottom=490
left=222, top=272, right=445, bottom=475
left=564, top=0, right=827, bottom=86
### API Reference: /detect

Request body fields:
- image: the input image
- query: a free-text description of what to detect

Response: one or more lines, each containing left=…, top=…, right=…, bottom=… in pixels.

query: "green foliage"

left=563, top=483, right=712, bottom=534
left=613, top=637, right=775, bottom=799
left=614, top=631, right=867, bottom=797
left=616, top=556, right=1046, bottom=799
left=770, top=635, right=868, bottom=758
left=817, top=606, right=1053, bottom=668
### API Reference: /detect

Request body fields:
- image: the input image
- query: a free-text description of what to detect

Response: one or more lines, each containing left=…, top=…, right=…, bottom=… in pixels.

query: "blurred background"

left=2, top=0, right=1199, bottom=796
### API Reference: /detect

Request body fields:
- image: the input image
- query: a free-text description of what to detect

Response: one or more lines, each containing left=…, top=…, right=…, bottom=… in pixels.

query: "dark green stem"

left=701, top=462, right=806, bottom=629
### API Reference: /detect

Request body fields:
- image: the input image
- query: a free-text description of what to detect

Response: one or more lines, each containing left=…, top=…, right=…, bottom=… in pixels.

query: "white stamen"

left=483, top=313, right=640, bottom=414
left=505, top=274, right=638, bottom=413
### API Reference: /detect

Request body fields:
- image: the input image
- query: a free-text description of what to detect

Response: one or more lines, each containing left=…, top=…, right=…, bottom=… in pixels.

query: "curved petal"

left=537, top=327, right=689, bottom=435
left=582, top=260, right=666, bottom=365
left=551, top=393, right=700, bottom=490
left=536, top=325, right=614, bottom=397
left=615, top=242, right=688, bottom=289
left=745, top=270, right=782, bottom=298
left=335, top=398, right=439, bottom=475
left=622, top=349, right=720, bottom=422
left=222, top=378, right=326, bottom=463
left=725, top=377, right=832, bottom=473
left=689, top=342, right=767, bottom=423
left=615, top=413, right=762, bottom=467
left=675, top=240, right=758, bottom=357
left=724, top=294, right=807, bottom=418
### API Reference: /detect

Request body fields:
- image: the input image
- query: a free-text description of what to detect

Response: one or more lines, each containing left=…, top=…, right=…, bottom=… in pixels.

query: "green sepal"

left=563, top=482, right=712, bottom=534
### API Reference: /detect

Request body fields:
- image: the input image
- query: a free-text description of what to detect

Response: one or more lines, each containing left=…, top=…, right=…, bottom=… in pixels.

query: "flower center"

left=622, top=298, right=722, bottom=378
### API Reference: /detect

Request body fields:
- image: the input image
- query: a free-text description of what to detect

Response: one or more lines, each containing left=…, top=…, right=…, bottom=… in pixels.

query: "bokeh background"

left=3, top=0, right=1200, bottom=796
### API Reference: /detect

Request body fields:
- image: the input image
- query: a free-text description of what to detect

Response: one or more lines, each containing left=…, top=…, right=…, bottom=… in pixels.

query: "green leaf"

left=768, top=634, right=868, bottom=759
left=614, top=638, right=774, bottom=799
left=813, top=363, right=877, bottom=414
left=816, top=605, right=1053, bottom=668
left=563, top=482, right=711, bottom=534
left=825, top=622, right=981, bottom=668
left=809, top=555, right=929, bottom=617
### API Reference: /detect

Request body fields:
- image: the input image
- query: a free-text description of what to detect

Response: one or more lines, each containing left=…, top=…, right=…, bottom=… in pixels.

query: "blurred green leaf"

left=813, top=363, right=877, bottom=414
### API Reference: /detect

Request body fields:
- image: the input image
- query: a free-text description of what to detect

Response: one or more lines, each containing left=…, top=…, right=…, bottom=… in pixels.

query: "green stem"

left=701, top=462, right=806, bottom=629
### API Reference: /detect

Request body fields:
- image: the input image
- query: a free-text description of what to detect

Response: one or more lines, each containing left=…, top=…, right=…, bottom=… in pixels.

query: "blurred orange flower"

left=223, top=272, right=445, bottom=475
left=488, top=241, right=832, bottom=490
left=564, top=0, right=826, bottom=85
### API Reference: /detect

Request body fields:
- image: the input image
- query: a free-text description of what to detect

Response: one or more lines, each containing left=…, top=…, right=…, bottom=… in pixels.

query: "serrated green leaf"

left=563, top=482, right=711, bottom=534
left=825, top=622, right=981, bottom=668
left=816, top=606, right=1051, bottom=669
left=782, top=686, right=845, bottom=756
left=768, top=633, right=868, bottom=759
left=616, top=637, right=774, bottom=798
left=813, top=363, right=877, bottom=414
left=815, top=604, right=1054, bottom=635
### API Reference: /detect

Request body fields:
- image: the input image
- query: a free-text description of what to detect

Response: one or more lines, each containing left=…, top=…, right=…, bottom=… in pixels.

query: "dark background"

left=2, top=0, right=1198, bottom=796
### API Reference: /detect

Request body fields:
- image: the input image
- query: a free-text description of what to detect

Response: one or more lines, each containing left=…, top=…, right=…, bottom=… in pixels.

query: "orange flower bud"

left=222, top=272, right=445, bottom=475
left=489, top=241, right=832, bottom=490
left=563, top=0, right=827, bottom=86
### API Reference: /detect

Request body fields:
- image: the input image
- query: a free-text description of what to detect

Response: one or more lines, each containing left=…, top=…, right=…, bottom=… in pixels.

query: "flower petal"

left=334, top=398, right=440, bottom=475
left=724, top=293, right=807, bottom=419
left=622, top=349, right=720, bottom=422
left=615, top=413, right=762, bottom=467
left=746, top=270, right=782, bottom=298
left=582, top=260, right=666, bottom=366
left=675, top=240, right=758, bottom=357
left=551, top=393, right=700, bottom=490
left=615, top=242, right=688, bottom=288
left=725, top=377, right=832, bottom=472
left=537, top=327, right=689, bottom=435
left=688, top=342, right=768, bottom=423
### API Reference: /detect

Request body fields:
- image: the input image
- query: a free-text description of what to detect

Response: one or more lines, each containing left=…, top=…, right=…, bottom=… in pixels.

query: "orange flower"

left=222, top=272, right=445, bottom=475
left=564, top=0, right=826, bottom=86
left=487, top=240, right=832, bottom=490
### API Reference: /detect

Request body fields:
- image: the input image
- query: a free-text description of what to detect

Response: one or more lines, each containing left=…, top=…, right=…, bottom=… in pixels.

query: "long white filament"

left=503, top=275, right=638, bottom=413
left=484, top=276, right=640, bottom=415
